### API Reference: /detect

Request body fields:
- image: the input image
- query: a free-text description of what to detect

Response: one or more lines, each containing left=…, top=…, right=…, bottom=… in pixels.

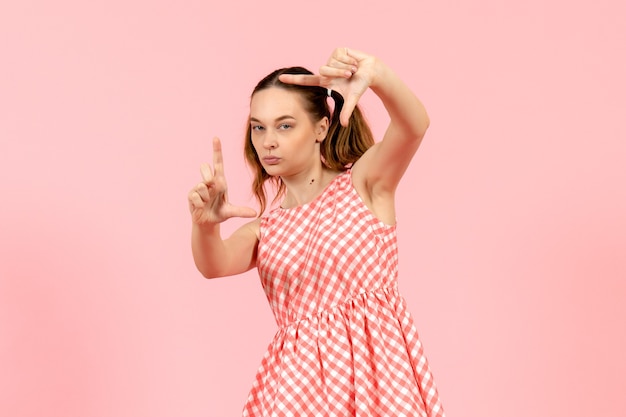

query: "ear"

left=315, top=116, right=330, bottom=143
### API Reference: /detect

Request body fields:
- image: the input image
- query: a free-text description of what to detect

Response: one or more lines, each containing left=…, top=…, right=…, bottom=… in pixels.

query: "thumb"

left=339, top=93, right=358, bottom=127
left=226, top=204, right=258, bottom=219
left=339, top=77, right=369, bottom=126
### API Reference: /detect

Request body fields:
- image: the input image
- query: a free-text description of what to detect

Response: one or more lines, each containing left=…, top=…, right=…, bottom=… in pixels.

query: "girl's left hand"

left=279, top=47, right=379, bottom=126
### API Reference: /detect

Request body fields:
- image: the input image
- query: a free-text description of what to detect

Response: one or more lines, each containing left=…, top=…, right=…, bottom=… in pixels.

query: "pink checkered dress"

left=242, top=170, right=445, bottom=417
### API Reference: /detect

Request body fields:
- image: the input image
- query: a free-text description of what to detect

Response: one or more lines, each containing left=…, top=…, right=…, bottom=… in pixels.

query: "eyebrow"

left=249, top=115, right=296, bottom=123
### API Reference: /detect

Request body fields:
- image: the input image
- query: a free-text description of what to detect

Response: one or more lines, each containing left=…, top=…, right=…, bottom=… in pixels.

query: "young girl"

left=188, top=47, right=445, bottom=417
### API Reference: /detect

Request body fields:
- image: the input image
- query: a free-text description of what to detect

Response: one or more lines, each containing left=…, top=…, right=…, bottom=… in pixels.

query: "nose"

left=262, top=130, right=277, bottom=150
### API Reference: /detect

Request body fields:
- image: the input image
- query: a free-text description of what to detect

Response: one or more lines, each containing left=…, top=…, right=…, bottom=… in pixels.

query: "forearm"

left=370, top=60, right=430, bottom=141
left=191, top=222, right=231, bottom=278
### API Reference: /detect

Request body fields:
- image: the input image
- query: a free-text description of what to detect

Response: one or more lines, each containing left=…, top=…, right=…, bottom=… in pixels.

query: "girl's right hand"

left=188, top=137, right=257, bottom=225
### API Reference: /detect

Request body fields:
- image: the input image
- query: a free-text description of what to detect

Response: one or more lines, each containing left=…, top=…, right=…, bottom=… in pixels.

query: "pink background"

left=1, top=1, right=624, bottom=416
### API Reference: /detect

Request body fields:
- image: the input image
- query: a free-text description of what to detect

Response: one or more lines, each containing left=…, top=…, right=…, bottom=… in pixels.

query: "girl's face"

left=249, top=87, right=328, bottom=178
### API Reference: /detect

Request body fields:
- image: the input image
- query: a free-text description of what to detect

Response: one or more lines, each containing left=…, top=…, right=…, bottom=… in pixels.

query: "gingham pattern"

left=243, top=171, right=445, bottom=417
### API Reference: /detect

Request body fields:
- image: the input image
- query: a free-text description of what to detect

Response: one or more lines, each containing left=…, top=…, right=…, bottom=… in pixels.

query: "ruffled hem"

left=242, top=287, right=445, bottom=417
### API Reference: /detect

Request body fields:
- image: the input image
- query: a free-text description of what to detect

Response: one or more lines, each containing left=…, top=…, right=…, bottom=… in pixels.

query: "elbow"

left=194, top=260, right=225, bottom=280
left=200, top=271, right=219, bottom=280
left=413, top=116, right=429, bottom=144
left=400, top=113, right=429, bottom=144
left=408, top=121, right=429, bottom=146
left=417, top=113, right=430, bottom=138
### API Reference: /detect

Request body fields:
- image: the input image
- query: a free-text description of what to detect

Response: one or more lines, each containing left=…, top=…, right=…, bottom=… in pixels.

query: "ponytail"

left=322, top=89, right=374, bottom=170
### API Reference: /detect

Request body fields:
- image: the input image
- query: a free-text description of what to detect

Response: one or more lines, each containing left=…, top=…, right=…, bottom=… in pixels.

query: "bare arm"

left=328, top=49, right=428, bottom=199
left=358, top=59, right=429, bottom=194
left=191, top=219, right=259, bottom=278
left=188, top=137, right=258, bottom=278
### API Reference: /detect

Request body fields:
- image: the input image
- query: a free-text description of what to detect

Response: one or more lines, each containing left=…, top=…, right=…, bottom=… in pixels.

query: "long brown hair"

left=244, top=66, right=375, bottom=214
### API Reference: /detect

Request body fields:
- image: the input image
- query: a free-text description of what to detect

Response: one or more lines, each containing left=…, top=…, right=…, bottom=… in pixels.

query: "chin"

left=262, top=166, right=282, bottom=177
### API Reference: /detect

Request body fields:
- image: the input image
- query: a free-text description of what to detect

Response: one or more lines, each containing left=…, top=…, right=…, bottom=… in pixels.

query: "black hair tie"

left=326, top=88, right=344, bottom=124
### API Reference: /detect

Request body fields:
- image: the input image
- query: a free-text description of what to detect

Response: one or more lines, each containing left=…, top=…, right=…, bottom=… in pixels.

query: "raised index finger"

left=212, top=136, right=225, bottom=177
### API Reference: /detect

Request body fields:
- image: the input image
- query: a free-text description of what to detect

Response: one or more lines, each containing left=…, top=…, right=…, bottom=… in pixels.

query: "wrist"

left=193, top=220, right=220, bottom=234
left=369, top=58, right=394, bottom=93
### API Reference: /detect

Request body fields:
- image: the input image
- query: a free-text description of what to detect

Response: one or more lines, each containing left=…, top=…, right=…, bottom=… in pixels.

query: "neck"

left=280, top=166, right=340, bottom=208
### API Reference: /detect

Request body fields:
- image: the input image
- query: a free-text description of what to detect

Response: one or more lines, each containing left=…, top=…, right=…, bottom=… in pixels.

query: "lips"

left=262, top=156, right=281, bottom=165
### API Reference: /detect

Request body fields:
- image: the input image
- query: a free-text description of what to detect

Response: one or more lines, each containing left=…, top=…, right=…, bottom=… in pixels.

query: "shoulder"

left=234, top=217, right=262, bottom=241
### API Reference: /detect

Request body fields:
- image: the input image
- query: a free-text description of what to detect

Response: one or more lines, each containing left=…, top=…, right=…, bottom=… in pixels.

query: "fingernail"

left=345, top=71, right=352, bottom=77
